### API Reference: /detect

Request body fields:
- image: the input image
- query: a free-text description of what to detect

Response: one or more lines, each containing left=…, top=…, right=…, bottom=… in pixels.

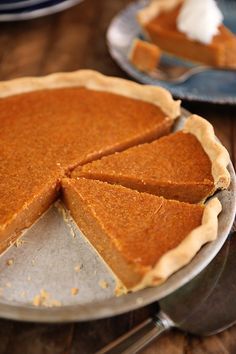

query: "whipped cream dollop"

left=177, top=0, right=223, bottom=44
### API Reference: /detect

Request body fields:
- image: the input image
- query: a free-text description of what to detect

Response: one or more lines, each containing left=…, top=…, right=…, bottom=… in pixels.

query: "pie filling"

left=62, top=178, right=204, bottom=290
left=73, top=131, right=215, bottom=203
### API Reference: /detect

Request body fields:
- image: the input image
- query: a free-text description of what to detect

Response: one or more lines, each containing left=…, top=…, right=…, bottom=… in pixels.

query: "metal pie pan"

left=0, top=109, right=235, bottom=323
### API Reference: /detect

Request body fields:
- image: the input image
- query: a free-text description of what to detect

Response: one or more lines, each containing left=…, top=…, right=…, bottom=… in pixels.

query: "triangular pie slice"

left=72, top=115, right=230, bottom=204
left=62, top=178, right=221, bottom=292
left=137, top=0, right=236, bottom=69
left=0, top=70, right=180, bottom=253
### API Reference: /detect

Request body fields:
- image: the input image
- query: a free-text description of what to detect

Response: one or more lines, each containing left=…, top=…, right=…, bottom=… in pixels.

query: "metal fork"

left=148, top=63, right=212, bottom=83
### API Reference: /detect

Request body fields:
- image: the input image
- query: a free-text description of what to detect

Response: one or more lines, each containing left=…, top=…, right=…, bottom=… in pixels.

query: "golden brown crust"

left=0, top=70, right=180, bottom=120
left=131, top=197, right=222, bottom=292
left=137, top=0, right=183, bottom=25
left=184, top=115, right=231, bottom=190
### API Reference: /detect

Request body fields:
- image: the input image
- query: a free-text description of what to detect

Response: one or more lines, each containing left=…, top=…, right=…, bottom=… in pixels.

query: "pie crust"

left=184, top=115, right=231, bottom=190
left=0, top=70, right=180, bottom=119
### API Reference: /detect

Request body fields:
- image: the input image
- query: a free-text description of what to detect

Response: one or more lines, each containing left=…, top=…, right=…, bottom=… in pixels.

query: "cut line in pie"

left=0, top=70, right=179, bottom=253
left=73, top=115, right=230, bottom=203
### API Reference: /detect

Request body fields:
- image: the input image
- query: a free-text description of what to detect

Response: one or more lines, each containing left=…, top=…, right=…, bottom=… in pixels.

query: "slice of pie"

left=72, top=115, right=230, bottom=203
left=62, top=178, right=222, bottom=292
left=0, top=70, right=180, bottom=252
left=137, top=0, right=236, bottom=68
left=129, top=38, right=162, bottom=72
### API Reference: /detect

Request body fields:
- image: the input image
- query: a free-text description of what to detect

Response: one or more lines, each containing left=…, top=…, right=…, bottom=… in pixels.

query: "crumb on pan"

left=6, top=258, right=14, bottom=266
left=99, top=280, right=109, bottom=289
left=32, top=289, right=61, bottom=307
left=71, top=287, right=79, bottom=296
left=136, top=297, right=144, bottom=305
left=55, top=202, right=76, bottom=238
left=69, top=227, right=76, bottom=238
left=74, top=264, right=82, bottom=272
left=15, top=238, right=25, bottom=247
left=20, top=290, right=26, bottom=298
left=114, top=280, right=127, bottom=296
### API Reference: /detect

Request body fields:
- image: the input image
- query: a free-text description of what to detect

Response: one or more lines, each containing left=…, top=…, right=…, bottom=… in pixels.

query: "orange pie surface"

left=62, top=178, right=204, bottom=290
left=0, top=71, right=226, bottom=292
left=129, top=39, right=162, bottom=72
left=142, top=4, right=236, bottom=69
left=0, top=87, right=172, bottom=250
left=73, top=131, right=215, bottom=203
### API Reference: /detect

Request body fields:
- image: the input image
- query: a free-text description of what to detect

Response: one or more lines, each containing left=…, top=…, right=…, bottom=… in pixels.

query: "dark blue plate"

left=0, top=0, right=29, bottom=2
left=0, top=1, right=49, bottom=11
left=107, top=0, right=236, bottom=104
left=0, top=0, right=83, bottom=20
left=0, top=0, right=68, bottom=13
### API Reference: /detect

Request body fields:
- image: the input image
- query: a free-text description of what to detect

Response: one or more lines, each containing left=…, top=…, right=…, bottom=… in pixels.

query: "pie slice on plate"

left=62, top=178, right=222, bottom=292
left=137, top=0, right=236, bottom=68
left=0, top=70, right=180, bottom=253
left=73, top=115, right=230, bottom=203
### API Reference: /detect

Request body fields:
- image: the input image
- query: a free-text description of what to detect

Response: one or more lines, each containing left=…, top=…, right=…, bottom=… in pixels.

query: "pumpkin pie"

left=137, top=0, right=236, bottom=68
left=72, top=115, right=230, bottom=203
left=129, top=38, right=162, bottom=72
left=0, top=70, right=180, bottom=253
left=62, top=178, right=222, bottom=292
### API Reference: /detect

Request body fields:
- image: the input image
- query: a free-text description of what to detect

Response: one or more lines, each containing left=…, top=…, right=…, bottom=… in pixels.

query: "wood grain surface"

left=0, top=0, right=235, bottom=353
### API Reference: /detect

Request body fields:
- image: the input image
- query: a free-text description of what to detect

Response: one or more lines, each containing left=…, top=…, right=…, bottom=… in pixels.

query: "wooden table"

left=0, top=1, right=235, bottom=353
